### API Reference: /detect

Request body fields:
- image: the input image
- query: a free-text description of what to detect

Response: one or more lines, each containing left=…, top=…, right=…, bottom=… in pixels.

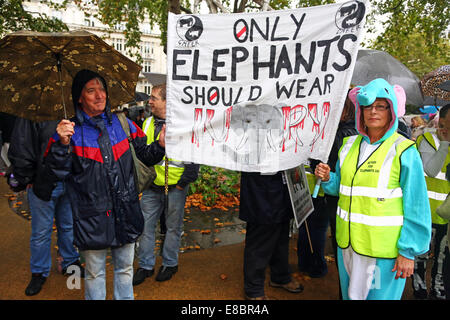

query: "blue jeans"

left=137, top=187, right=187, bottom=270
left=81, top=243, right=135, bottom=300
left=28, top=182, right=79, bottom=277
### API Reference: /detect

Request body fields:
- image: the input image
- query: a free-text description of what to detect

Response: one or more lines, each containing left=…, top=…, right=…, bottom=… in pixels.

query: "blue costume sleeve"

left=321, top=160, right=341, bottom=196
left=397, top=146, right=432, bottom=260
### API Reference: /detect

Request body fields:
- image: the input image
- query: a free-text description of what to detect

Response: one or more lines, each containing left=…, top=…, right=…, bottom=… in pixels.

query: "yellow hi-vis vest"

left=416, top=132, right=450, bottom=224
left=305, top=165, right=324, bottom=197
left=336, top=133, right=415, bottom=258
left=142, top=117, right=185, bottom=186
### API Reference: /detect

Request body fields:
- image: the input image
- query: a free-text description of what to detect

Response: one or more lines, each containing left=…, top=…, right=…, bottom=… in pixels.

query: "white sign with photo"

left=284, top=166, right=314, bottom=228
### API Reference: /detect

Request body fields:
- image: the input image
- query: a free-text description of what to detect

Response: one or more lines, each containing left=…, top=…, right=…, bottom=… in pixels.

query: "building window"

left=141, top=23, right=152, bottom=34
left=141, top=42, right=153, bottom=59
left=143, top=61, right=151, bottom=73
left=112, top=38, right=123, bottom=52
left=114, top=23, right=125, bottom=31
left=143, top=81, right=152, bottom=95
left=84, top=18, right=94, bottom=27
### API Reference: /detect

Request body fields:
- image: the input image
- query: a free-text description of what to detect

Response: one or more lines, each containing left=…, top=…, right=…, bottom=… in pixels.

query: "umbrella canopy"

left=437, top=80, right=450, bottom=92
left=420, top=65, right=450, bottom=107
left=351, top=49, right=423, bottom=107
left=134, top=91, right=149, bottom=102
left=0, top=30, right=142, bottom=122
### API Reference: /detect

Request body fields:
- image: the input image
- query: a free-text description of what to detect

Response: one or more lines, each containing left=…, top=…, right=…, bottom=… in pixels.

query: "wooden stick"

left=305, top=221, right=314, bottom=254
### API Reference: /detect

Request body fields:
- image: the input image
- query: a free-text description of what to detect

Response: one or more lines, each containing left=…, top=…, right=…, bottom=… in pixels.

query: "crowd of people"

left=1, top=70, right=449, bottom=300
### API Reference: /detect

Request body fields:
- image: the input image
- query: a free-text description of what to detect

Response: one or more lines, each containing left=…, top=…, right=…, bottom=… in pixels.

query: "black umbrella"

left=135, top=91, right=149, bottom=102
left=351, top=49, right=423, bottom=107
left=143, top=72, right=166, bottom=86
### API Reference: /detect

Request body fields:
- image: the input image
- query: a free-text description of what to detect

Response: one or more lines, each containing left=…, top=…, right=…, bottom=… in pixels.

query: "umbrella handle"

left=54, top=53, right=68, bottom=119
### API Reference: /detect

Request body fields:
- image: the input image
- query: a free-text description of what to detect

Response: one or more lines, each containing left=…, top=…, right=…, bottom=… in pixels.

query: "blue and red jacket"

left=44, top=109, right=164, bottom=250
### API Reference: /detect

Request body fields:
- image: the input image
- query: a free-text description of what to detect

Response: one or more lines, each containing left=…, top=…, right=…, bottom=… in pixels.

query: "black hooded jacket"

left=44, top=70, right=165, bottom=250
left=239, top=171, right=293, bottom=224
left=8, top=119, right=60, bottom=200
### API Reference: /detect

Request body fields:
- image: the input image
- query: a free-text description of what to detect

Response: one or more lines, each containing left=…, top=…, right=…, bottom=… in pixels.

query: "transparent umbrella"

left=351, top=49, right=424, bottom=107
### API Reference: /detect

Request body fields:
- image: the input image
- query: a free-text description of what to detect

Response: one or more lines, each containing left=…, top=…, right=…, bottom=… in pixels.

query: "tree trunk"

left=169, top=0, right=181, bottom=14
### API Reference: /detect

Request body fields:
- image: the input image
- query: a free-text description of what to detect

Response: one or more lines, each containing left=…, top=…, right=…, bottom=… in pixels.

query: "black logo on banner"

left=335, top=0, right=366, bottom=31
left=176, top=15, right=203, bottom=45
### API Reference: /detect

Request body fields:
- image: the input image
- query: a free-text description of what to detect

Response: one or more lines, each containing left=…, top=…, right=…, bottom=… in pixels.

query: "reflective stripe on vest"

left=336, top=133, right=414, bottom=258
left=142, top=117, right=185, bottom=186
left=416, top=132, right=450, bottom=224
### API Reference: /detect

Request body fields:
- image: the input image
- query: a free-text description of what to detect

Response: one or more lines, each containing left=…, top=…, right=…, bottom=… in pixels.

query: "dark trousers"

left=324, top=196, right=338, bottom=259
left=297, top=196, right=329, bottom=277
left=412, top=223, right=449, bottom=299
left=445, top=230, right=450, bottom=299
left=243, top=221, right=291, bottom=298
left=325, top=195, right=342, bottom=300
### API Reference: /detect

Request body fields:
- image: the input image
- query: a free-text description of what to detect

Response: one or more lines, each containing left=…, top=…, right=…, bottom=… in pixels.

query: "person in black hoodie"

left=0, top=112, right=16, bottom=169
left=44, top=69, right=165, bottom=300
left=239, top=171, right=304, bottom=300
left=8, top=118, right=82, bottom=296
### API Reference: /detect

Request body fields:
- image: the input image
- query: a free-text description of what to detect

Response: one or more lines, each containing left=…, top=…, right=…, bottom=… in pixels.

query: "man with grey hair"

left=44, top=69, right=166, bottom=299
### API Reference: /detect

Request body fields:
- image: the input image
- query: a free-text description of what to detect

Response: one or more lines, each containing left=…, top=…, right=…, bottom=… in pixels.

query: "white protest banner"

left=166, top=1, right=367, bottom=172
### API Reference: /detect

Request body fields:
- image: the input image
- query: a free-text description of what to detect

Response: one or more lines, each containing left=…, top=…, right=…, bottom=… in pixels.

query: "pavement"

left=0, top=176, right=419, bottom=301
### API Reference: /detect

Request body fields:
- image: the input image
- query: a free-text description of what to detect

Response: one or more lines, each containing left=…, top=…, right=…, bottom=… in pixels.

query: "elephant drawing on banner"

left=231, top=104, right=283, bottom=152
left=224, top=103, right=284, bottom=165
left=191, top=104, right=283, bottom=165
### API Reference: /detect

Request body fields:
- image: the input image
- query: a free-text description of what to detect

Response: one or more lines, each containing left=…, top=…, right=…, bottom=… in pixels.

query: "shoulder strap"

left=117, top=112, right=131, bottom=141
left=116, top=112, right=141, bottom=189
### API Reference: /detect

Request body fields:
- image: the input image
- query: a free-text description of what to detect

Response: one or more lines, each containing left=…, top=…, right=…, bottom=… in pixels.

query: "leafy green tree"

left=0, top=0, right=68, bottom=37
left=74, top=0, right=334, bottom=60
left=366, top=0, right=449, bottom=78
left=2, top=0, right=448, bottom=78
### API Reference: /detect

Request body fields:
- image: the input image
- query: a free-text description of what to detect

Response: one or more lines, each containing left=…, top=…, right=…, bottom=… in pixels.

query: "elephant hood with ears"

left=348, top=78, right=406, bottom=144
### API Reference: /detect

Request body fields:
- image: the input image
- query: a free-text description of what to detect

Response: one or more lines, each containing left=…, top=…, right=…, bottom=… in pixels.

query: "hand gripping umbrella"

left=0, top=30, right=142, bottom=121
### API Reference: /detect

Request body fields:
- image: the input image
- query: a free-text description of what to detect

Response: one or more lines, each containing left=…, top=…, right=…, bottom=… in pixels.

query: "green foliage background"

left=189, top=165, right=240, bottom=206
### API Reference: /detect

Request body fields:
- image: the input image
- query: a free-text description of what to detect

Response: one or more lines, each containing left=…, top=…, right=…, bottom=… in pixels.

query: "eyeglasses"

left=361, top=104, right=390, bottom=111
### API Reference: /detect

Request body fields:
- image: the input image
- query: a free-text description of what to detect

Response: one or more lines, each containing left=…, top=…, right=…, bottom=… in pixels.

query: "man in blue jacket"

left=44, top=69, right=165, bottom=300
